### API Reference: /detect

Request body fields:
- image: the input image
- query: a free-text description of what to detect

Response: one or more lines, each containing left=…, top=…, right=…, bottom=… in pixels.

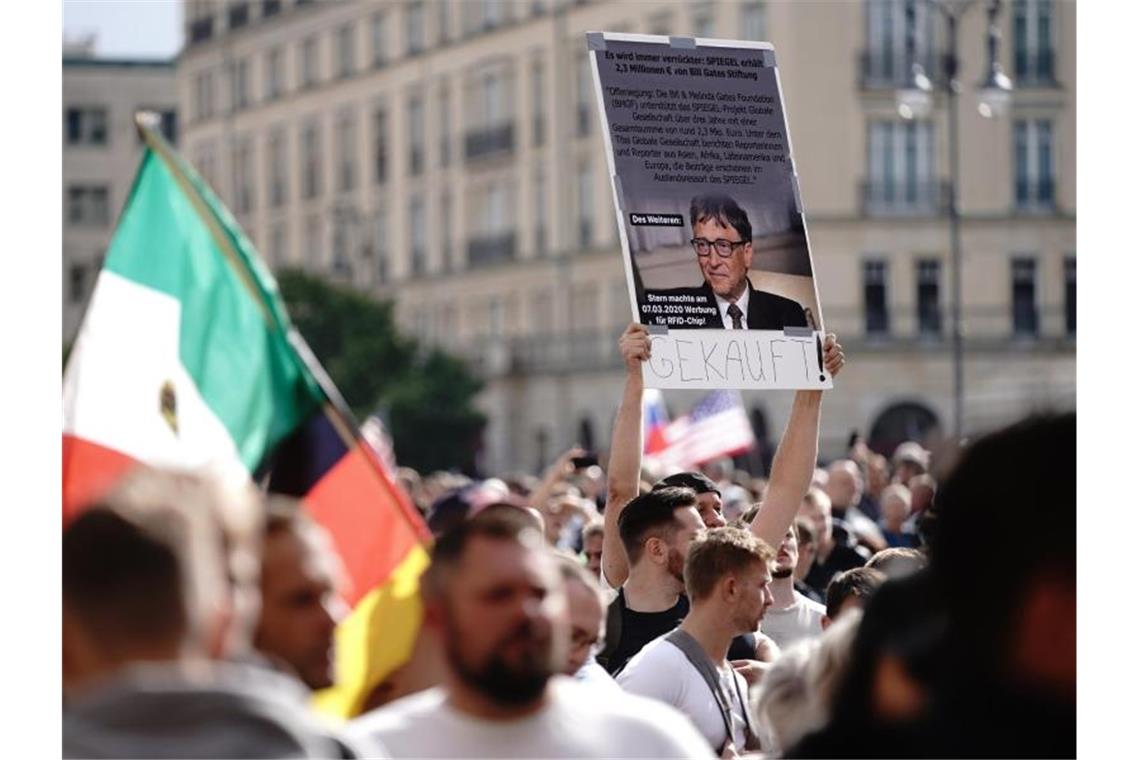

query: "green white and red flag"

left=62, top=116, right=431, bottom=718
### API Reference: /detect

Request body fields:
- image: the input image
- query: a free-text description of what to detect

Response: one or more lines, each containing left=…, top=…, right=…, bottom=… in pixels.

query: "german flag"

left=63, top=113, right=431, bottom=717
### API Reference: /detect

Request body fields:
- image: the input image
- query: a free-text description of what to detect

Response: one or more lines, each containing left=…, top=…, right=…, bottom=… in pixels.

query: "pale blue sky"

left=63, top=0, right=182, bottom=59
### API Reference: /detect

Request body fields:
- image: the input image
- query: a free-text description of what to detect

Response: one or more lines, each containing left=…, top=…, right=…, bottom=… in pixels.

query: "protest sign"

left=588, top=32, right=831, bottom=390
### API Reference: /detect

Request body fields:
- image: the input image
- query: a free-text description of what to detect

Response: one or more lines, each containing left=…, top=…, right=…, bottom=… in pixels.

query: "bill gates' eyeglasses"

left=690, top=238, right=748, bottom=258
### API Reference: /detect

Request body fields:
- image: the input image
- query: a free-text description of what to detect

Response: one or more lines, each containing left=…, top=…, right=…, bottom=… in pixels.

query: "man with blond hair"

left=617, top=527, right=775, bottom=754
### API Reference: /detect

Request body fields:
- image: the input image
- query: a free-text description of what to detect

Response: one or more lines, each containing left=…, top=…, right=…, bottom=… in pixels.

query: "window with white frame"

left=231, top=58, right=250, bottom=111
left=740, top=2, right=766, bottom=41
left=372, top=208, right=390, bottom=284
left=371, top=12, right=387, bottom=67
left=300, top=36, right=318, bottom=88
left=1013, top=0, right=1055, bottom=84
left=1011, top=257, right=1039, bottom=336
left=439, top=83, right=451, bottom=167
left=232, top=137, right=255, bottom=214
left=336, top=110, right=357, bottom=192
left=410, top=195, right=427, bottom=275
left=576, top=52, right=592, bottom=137
left=534, top=168, right=547, bottom=255
left=65, top=107, right=108, bottom=146
left=268, top=127, right=287, bottom=208
left=66, top=184, right=110, bottom=226
left=441, top=191, right=453, bottom=271
left=577, top=162, right=593, bottom=249
left=265, top=47, right=283, bottom=100
left=304, top=215, right=322, bottom=268
left=1014, top=119, right=1055, bottom=209
left=531, top=57, right=545, bottom=146
left=301, top=120, right=322, bottom=199
left=916, top=258, right=941, bottom=336
left=372, top=105, right=388, bottom=183
left=864, top=259, right=890, bottom=335
left=866, top=120, right=935, bottom=213
left=407, top=1, right=426, bottom=55
left=337, top=24, right=355, bottom=78
left=863, top=0, right=934, bottom=87
left=194, top=70, right=215, bottom=121
left=408, top=94, right=425, bottom=175
left=692, top=3, right=715, bottom=37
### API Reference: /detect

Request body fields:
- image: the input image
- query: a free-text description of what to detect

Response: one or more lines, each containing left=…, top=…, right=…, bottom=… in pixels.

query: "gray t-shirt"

left=760, top=591, right=826, bottom=650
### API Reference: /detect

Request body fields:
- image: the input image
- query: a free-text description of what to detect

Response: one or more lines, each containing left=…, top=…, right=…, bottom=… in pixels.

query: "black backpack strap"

left=665, top=628, right=737, bottom=754
left=595, top=587, right=625, bottom=672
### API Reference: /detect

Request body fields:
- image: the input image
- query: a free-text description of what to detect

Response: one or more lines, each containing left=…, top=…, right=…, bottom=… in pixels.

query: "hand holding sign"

left=822, top=333, right=845, bottom=378
left=619, top=322, right=652, bottom=373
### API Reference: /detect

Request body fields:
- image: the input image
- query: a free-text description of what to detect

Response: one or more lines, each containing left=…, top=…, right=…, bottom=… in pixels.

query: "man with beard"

left=348, top=512, right=712, bottom=758
left=253, top=499, right=342, bottom=691
left=757, top=525, right=826, bottom=650
left=617, top=527, right=775, bottom=754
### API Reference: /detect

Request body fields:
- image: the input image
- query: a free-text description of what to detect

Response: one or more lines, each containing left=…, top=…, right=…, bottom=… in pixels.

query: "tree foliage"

left=276, top=268, right=485, bottom=474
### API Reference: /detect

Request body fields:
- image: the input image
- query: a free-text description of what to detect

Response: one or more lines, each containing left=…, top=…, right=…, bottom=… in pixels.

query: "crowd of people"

left=62, top=324, right=1075, bottom=758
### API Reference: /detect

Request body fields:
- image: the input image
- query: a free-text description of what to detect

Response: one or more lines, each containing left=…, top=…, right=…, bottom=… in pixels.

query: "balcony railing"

left=467, top=232, right=516, bottom=268
left=464, top=123, right=514, bottom=162
left=1014, top=177, right=1056, bottom=211
left=858, top=49, right=940, bottom=90
left=860, top=180, right=949, bottom=217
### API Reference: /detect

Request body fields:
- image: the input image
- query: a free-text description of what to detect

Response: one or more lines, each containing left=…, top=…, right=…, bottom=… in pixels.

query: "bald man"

left=825, top=460, right=886, bottom=553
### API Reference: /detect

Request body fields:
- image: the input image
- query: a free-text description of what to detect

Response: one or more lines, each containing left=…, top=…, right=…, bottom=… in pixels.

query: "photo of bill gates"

left=642, top=194, right=808, bottom=330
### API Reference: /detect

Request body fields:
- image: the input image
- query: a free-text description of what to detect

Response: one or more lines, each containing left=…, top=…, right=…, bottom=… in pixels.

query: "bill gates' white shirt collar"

left=714, top=284, right=750, bottom=329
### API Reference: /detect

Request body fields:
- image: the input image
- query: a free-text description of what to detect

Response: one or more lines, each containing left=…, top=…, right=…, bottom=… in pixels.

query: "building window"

left=468, top=180, right=515, bottom=267
left=865, top=120, right=936, bottom=215
left=465, top=67, right=514, bottom=161
left=228, top=1, right=249, bottom=29
left=66, top=185, right=110, bottom=226
left=269, top=222, right=287, bottom=265
left=535, top=168, right=547, bottom=255
left=331, top=216, right=351, bottom=277
left=372, top=208, right=389, bottom=285
left=863, top=259, right=890, bottom=335
left=408, top=94, right=425, bottom=175
left=441, top=191, right=453, bottom=272
left=194, top=143, right=217, bottom=189
left=232, top=138, right=255, bottom=214
left=300, top=36, right=318, bottom=89
left=262, top=0, right=282, bottom=18
left=410, top=196, right=426, bottom=275
left=336, top=24, right=356, bottom=78
left=304, top=215, right=322, bottom=268
left=1011, top=257, right=1039, bottom=337
left=371, top=12, right=388, bottom=67
left=372, top=106, right=388, bottom=183
left=1014, top=119, right=1055, bottom=210
left=157, top=110, right=178, bottom=145
left=531, top=58, right=545, bottom=147
left=1064, top=256, right=1076, bottom=337
left=265, top=48, right=283, bottom=101
left=1014, top=0, right=1055, bottom=85
left=916, top=258, right=942, bottom=337
left=268, top=128, right=287, bottom=208
left=576, top=52, right=592, bottom=137
left=69, top=262, right=88, bottom=305
left=64, top=107, right=107, bottom=146
left=230, top=58, right=250, bottom=111
left=692, top=3, right=715, bottom=37
left=407, top=1, right=426, bottom=55
left=439, top=84, right=451, bottom=167
left=577, top=163, right=593, bottom=250
left=863, top=0, right=935, bottom=88
left=194, top=70, right=215, bottom=121
left=740, top=2, right=766, bottom=40
left=189, top=14, right=214, bottom=44
left=301, top=121, right=322, bottom=200
left=438, top=0, right=451, bottom=43
left=336, top=111, right=357, bottom=192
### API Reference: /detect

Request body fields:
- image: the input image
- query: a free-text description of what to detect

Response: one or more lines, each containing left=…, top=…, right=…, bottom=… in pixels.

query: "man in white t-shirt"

left=760, top=524, right=826, bottom=650
left=348, top=512, right=712, bottom=758
left=617, top=527, right=775, bottom=755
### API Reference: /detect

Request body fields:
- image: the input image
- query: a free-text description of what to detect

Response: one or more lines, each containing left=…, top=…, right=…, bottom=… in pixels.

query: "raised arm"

left=528, top=446, right=586, bottom=511
left=601, top=323, right=651, bottom=588
left=750, top=335, right=845, bottom=549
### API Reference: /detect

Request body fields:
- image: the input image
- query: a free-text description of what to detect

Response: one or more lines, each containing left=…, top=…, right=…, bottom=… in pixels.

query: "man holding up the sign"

left=646, top=195, right=808, bottom=331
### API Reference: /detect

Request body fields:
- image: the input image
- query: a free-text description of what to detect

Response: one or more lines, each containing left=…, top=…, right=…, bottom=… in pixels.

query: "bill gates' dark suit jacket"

left=643, top=280, right=808, bottom=330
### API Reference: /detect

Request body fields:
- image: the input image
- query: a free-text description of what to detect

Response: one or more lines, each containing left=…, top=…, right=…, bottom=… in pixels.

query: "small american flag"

left=646, top=390, right=755, bottom=470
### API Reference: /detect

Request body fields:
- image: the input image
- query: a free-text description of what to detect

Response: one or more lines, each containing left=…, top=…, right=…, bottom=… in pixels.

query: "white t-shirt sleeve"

left=615, top=640, right=683, bottom=706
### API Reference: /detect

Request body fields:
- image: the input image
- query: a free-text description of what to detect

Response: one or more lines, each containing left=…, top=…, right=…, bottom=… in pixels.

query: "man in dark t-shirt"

left=798, top=488, right=869, bottom=597
left=596, top=487, right=758, bottom=675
